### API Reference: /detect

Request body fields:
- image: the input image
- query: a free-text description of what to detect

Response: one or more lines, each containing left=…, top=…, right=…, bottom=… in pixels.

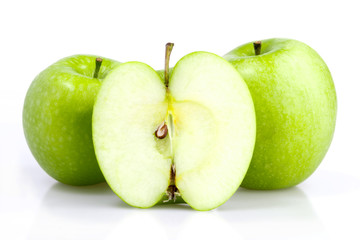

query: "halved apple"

left=92, top=46, right=256, bottom=210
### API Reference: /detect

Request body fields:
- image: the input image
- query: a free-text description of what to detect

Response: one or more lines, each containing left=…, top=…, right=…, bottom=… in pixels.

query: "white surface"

left=1, top=0, right=360, bottom=239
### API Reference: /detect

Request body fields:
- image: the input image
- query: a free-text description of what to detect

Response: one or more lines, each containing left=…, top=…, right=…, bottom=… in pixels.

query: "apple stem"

left=93, top=57, right=103, bottom=79
left=164, top=42, right=174, bottom=87
left=253, top=41, right=262, bottom=55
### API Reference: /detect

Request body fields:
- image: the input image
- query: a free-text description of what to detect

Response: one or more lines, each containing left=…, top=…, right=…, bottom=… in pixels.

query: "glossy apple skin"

left=23, top=55, right=120, bottom=185
left=224, top=39, right=337, bottom=189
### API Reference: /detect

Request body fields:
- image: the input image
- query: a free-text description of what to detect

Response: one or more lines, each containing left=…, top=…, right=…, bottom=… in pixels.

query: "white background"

left=1, top=0, right=359, bottom=239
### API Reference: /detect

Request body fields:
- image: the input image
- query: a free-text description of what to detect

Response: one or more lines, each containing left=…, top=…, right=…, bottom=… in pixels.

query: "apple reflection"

left=217, top=186, right=326, bottom=239
left=28, top=181, right=325, bottom=240
left=28, top=183, right=121, bottom=240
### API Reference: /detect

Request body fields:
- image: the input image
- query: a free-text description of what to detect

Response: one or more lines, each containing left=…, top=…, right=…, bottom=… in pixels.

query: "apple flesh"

left=224, top=38, right=337, bottom=189
left=93, top=51, right=256, bottom=210
left=23, top=55, right=120, bottom=185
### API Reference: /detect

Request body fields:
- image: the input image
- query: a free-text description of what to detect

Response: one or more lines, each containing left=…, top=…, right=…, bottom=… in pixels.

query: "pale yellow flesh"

left=93, top=52, right=256, bottom=210
left=93, top=63, right=171, bottom=208
left=170, top=53, right=256, bottom=210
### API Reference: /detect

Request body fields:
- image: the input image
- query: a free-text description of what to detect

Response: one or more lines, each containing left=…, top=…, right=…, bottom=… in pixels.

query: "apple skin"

left=23, top=55, right=120, bottom=185
left=224, top=38, right=337, bottom=189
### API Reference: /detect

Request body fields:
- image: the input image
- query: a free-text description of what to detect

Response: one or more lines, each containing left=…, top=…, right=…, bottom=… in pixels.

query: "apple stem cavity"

left=155, top=121, right=168, bottom=139
left=253, top=41, right=262, bottom=55
left=93, top=57, right=103, bottom=79
left=164, top=42, right=174, bottom=87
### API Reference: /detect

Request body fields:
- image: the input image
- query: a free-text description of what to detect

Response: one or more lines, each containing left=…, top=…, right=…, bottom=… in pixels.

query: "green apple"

left=224, top=38, right=337, bottom=189
left=23, top=55, right=120, bottom=185
left=93, top=44, right=256, bottom=210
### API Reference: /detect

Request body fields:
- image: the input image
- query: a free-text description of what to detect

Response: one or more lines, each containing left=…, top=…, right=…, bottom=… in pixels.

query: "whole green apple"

left=23, top=55, right=120, bottom=185
left=224, top=38, right=337, bottom=189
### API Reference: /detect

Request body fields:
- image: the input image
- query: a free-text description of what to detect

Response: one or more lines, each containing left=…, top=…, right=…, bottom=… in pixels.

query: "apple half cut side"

left=92, top=51, right=256, bottom=210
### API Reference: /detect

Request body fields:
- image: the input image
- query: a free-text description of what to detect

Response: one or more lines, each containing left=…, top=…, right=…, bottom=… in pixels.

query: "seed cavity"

left=155, top=121, right=168, bottom=139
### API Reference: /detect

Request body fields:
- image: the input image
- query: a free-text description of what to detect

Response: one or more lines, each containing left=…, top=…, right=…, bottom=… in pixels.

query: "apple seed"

left=155, top=121, right=168, bottom=139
